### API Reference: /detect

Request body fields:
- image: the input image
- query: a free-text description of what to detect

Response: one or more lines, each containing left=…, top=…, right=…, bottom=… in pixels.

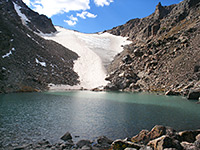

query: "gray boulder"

left=76, top=140, right=92, bottom=148
left=187, top=89, right=200, bottom=100
left=60, top=132, right=72, bottom=141
left=97, top=136, right=113, bottom=145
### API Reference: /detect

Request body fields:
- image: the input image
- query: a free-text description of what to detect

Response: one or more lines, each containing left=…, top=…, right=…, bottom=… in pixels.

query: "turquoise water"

left=0, top=91, right=200, bottom=147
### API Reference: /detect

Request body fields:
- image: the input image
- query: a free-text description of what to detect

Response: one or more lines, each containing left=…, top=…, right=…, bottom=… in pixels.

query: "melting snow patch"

left=44, top=26, right=132, bottom=90
left=48, top=84, right=82, bottom=91
left=27, top=34, right=41, bottom=45
left=2, top=47, right=15, bottom=58
left=2, top=50, right=12, bottom=58
left=13, top=2, right=30, bottom=26
left=35, top=58, right=46, bottom=67
left=35, top=31, right=56, bottom=37
left=27, top=34, right=31, bottom=38
left=2, top=67, right=6, bottom=70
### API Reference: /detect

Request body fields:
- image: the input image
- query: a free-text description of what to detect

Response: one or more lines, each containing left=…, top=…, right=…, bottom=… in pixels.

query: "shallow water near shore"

left=0, top=91, right=200, bottom=147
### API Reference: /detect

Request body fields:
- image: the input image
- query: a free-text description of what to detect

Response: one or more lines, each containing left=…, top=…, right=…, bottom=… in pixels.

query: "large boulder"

left=196, top=134, right=200, bottom=141
left=147, top=135, right=183, bottom=150
left=60, top=132, right=72, bottom=141
left=131, top=130, right=149, bottom=144
left=97, top=136, right=113, bottom=145
left=93, top=136, right=113, bottom=149
left=131, top=125, right=176, bottom=144
left=76, top=140, right=92, bottom=149
left=111, top=139, right=142, bottom=150
left=187, top=89, right=200, bottom=100
left=180, top=142, right=197, bottom=150
left=178, top=130, right=200, bottom=143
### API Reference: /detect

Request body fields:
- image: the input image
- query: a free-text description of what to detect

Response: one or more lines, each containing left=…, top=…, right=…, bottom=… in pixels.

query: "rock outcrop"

left=11, top=0, right=56, bottom=34
left=105, top=0, right=200, bottom=100
left=0, top=0, right=79, bottom=93
left=111, top=125, right=200, bottom=150
left=4, top=126, right=200, bottom=150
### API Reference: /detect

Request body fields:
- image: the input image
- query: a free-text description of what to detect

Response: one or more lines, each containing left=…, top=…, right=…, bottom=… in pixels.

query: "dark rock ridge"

left=11, top=0, right=56, bottom=34
left=0, top=0, right=79, bottom=93
left=6, top=125, right=200, bottom=150
left=105, top=0, right=200, bottom=100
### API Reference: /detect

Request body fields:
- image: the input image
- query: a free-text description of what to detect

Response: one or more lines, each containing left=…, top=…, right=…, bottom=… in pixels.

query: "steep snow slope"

left=44, top=26, right=131, bottom=90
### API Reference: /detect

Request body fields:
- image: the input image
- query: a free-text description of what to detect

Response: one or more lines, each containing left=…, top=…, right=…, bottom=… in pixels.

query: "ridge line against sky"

left=22, top=0, right=183, bottom=33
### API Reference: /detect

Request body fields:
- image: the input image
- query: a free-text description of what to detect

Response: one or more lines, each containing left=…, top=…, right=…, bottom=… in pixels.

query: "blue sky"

left=22, top=0, right=182, bottom=33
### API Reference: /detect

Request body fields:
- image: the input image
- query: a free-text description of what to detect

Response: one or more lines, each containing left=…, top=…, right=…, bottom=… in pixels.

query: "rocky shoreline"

left=6, top=125, right=200, bottom=150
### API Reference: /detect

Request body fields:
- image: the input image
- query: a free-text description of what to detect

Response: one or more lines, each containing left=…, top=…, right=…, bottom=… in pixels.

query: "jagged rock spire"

left=154, top=2, right=167, bottom=20
left=156, top=2, right=162, bottom=9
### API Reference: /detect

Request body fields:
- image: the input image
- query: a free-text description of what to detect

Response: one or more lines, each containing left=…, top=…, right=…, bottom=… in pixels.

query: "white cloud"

left=69, top=15, right=78, bottom=21
left=64, top=15, right=78, bottom=26
left=22, top=0, right=112, bottom=27
left=23, top=0, right=90, bottom=17
left=86, top=12, right=97, bottom=18
left=77, top=11, right=87, bottom=19
left=64, top=20, right=77, bottom=26
left=22, top=0, right=31, bottom=6
left=77, top=11, right=97, bottom=19
left=94, top=0, right=114, bottom=7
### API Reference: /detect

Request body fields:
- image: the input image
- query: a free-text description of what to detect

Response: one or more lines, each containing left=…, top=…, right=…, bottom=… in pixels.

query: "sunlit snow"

left=35, top=58, right=46, bottom=67
left=13, top=2, right=30, bottom=26
left=2, top=47, right=16, bottom=58
left=2, top=50, right=12, bottom=58
left=43, top=26, right=131, bottom=90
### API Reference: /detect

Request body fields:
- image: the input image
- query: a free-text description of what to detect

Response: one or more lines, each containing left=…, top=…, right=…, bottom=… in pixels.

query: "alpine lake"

left=0, top=91, right=200, bottom=147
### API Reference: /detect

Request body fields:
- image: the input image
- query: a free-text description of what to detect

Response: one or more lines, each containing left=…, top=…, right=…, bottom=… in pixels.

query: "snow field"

left=44, top=26, right=131, bottom=90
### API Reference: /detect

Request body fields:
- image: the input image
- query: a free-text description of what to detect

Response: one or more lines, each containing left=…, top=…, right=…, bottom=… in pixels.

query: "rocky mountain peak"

left=0, top=0, right=79, bottom=93
left=10, top=0, right=56, bottom=34
left=156, top=2, right=162, bottom=10
left=154, top=2, right=168, bottom=20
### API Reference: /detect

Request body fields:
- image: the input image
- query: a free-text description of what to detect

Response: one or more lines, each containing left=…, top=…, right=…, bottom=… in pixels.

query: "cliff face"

left=105, top=0, right=200, bottom=99
left=0, top=0, right=79, bottom=93
left=10, top=0, right=56, bottom=34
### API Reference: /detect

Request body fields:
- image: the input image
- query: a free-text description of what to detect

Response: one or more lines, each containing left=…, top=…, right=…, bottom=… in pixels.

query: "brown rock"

left=180, top=141, right=196, bottom=150
left=165, top=90, right=180, bottom=96
left=148, top=125, right=167, bottom=140
left=196, top=134, right=200, bottom=141
left=131, top=125, right=176, bottom=145
left=131, top=130, right=149, bottom=144
left=179, top=130, right=200, bottom=143
left=111, top=139, right=142, bottom=150
left=147, top=135, right=183, bottom=150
